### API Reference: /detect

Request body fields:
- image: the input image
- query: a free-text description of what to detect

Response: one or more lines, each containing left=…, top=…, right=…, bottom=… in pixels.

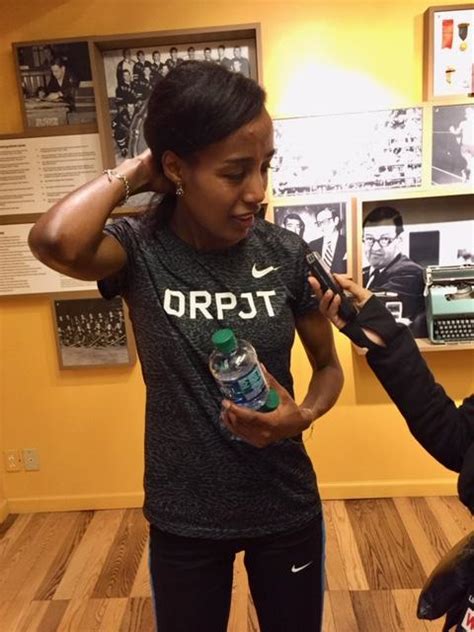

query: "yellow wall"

left=1, top=0, right=473, bottom=514
left=0, top=304, right=6, bottom=520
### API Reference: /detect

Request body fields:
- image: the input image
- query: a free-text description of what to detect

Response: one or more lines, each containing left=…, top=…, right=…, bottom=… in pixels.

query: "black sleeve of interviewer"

left=347, top=296, right=474, bottom=474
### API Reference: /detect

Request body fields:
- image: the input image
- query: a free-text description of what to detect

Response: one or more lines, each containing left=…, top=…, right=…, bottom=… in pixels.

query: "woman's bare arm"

left=28, top=150, right=167, bottom=281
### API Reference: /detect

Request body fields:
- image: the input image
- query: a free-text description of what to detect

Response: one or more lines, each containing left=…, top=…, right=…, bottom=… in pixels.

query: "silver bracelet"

left=103, top=169, right=131, bottom=206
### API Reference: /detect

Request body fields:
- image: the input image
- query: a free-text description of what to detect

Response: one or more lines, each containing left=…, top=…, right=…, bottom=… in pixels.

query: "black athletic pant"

left=149, top=513, right=324, bottom=632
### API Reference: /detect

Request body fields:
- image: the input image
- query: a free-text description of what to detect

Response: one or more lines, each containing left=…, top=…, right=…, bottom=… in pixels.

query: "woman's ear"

left=161, top=150, right=184, bottom=186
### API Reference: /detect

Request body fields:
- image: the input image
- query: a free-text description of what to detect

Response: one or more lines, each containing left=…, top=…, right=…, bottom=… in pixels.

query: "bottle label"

left=217, top=365, right=267, bottom=407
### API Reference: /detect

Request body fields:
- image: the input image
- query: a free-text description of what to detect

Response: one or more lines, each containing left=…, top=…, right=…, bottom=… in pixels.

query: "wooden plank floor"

left=0, top=497, right=471, bottom=631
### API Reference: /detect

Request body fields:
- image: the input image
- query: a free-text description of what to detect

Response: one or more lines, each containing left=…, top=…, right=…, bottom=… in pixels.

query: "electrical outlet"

left=3, top=450, right=23, bottom=472
left=22, top=449, right=40, bottom=471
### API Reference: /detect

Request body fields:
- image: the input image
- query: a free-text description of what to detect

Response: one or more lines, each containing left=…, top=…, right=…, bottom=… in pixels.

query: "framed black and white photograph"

left=101, top=42, right=254, bottom=165
left=273, top=201, right=350, bottom=274
left=13, top=39, right=97, bottom=133
left=90, top=27, right=260, bottom=209
left=360, top=193, right=473, bottom=339
left=424, top=4, right=474, bottom=100
left=432, top=104, right=474, bottom=185
left=271, top=108, right=423, bottom=197
left=51, top=293, right=135, bottom=369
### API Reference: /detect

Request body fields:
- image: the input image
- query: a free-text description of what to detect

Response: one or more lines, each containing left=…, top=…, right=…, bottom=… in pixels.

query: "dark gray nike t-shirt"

left=99, top=216, right=322, bottom=539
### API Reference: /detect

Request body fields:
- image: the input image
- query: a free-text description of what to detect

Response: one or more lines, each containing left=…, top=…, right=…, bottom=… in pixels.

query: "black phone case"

left=306, top=251, right=358, bottom=322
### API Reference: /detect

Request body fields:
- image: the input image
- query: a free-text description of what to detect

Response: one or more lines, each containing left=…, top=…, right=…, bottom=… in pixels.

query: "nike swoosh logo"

left=252, top=264, right=280, bottom=279
left=291, top=561, right=313, bottom=573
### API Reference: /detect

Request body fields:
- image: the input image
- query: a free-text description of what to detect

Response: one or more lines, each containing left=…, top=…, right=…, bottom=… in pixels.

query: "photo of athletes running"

left=432, top=104, right=474, bottom=185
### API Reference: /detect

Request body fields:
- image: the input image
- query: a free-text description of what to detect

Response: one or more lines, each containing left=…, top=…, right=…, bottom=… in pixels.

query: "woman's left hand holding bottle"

left=220, top=366, right=314, bottom=448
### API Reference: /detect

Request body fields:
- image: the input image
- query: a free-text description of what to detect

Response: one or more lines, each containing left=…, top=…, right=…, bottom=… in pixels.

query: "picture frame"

left=51, top=291, right=136, bottom=369
left=271, top=107, right=423, bottom=198
left=355, top=189, right=473, bottom=347
left=272, top=199, right=353, bottom=276
left=423, top=4, right=474, bottom=101
left=431, top=103, right=474, bottom=185
left=12, top=37, right=98, bottom=135
left=89, top=25, right=261, bottom=211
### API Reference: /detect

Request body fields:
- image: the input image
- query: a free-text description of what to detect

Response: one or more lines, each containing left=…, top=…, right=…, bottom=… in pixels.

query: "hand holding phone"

left=306, top=251, right=358, bottom=322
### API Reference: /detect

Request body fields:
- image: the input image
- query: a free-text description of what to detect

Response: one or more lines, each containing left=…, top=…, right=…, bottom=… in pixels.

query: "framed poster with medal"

left=424, top=4, right=474, bottom=100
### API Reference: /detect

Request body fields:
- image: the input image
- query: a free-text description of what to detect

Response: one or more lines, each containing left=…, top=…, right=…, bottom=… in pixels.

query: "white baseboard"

left=0, top=499, right=9, bottom=524
left=5, top=479, right=458, bottom=514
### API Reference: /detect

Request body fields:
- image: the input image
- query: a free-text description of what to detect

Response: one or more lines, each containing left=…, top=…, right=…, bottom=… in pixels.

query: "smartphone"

left=306, top=250, right=358, bottom=322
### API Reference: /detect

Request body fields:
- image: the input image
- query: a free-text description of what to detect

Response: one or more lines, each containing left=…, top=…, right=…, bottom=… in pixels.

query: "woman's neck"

left=169, top=204, right=233, bottom=252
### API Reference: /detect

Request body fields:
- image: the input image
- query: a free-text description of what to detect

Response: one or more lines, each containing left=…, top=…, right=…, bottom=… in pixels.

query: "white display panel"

left=0, top=223, right=96, bottom=296
left=0, top=133, right=102, bottom=216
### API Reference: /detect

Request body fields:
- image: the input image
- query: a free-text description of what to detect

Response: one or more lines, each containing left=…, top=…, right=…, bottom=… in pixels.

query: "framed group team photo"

left=89, top=25, right=260, bottom=210
left=51, top=292, right=136, bottom=369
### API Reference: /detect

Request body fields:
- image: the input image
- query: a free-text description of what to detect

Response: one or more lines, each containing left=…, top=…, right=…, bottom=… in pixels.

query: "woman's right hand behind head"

left=118, top=149, right=173, bottom=195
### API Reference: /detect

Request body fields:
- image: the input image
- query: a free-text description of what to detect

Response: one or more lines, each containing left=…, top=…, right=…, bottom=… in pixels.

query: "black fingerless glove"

left=340, top=295, right=406, bottom=350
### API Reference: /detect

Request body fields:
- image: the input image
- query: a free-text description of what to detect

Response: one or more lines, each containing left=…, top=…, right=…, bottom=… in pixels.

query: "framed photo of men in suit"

left=359, top=192, right=474, bottom=339
left=273, top=201, right=351, bottom=275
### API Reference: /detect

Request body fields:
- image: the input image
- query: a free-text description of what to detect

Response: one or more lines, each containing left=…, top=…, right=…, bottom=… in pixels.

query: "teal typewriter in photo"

left=424, top=265, right=474, bottom=344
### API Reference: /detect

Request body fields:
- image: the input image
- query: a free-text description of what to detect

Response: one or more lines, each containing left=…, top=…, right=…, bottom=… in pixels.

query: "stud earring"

left=176, top=181, right=184, bottom=197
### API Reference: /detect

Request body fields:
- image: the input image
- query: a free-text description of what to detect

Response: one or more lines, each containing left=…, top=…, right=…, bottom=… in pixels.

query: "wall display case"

left=12, top=38, right=98, bottom=134
left=51, top=292, right=136, bottom=369
left=424, top=4, right=474, bottom=101
left=6, top=24, right=473, bottom=356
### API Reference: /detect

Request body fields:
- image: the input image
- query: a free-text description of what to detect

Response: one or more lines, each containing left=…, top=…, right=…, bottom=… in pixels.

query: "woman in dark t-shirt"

left=28, top=62, right=344, bottom=632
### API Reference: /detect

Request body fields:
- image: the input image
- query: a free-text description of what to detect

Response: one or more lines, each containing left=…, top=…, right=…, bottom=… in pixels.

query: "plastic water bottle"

left=209, top=328, right=269, bottom=410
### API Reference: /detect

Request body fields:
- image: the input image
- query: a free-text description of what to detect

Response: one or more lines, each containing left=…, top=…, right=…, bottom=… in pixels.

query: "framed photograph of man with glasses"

left=273, top=200, right=352, bottom=275
left=359, top=191, right=473, bottom=340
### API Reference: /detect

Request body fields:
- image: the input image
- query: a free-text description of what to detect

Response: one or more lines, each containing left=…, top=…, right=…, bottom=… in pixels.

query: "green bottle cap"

left=212, top=328, right=237, bottom=354
left=260, top=388, right=280, bottom=412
